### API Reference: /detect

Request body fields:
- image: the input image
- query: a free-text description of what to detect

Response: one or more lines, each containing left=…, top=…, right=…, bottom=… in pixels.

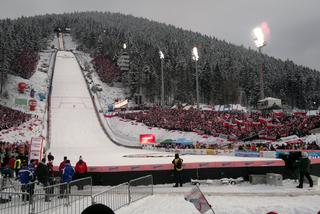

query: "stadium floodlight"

left=192, top=47, right=199, bottom=61
left=159, top=50, right=165, bottom=107
left=253, top=27, right=265, bottom=48
left=192, top=47, right=200, bottom=110
left=253, top=26, right=266, bottom=99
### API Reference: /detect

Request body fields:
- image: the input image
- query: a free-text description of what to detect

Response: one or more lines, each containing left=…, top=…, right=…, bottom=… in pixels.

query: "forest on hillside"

left=0, top=12, right=320, bottom=109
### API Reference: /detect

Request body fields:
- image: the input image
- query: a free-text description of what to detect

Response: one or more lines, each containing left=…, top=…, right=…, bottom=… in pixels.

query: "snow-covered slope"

left=48, top=51, right=277, bottom=166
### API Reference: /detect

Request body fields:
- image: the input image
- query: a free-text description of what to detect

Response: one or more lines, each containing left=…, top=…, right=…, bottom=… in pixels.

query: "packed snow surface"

left=48, top=51, right=276, bottom=166
left=116, top=181, right=320, bottom=214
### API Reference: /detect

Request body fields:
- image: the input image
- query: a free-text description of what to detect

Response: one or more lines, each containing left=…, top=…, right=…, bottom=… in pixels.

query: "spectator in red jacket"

left=8, top=156, right=16, bottom=177
left=75, top=156, right=88, bottom=190
left=59, top=156, right=67, bottom=176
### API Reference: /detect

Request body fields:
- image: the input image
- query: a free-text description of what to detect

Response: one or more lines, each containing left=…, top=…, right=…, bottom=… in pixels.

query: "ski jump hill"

left=48, top=51, right=320, bottom=185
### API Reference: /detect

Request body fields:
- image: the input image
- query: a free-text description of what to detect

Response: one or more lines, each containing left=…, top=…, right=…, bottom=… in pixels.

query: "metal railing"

left=92, top=182, right=129, bottom=211
left=128, top=175, right=153, bottom=203
left=92, top=175, right=153, bottom=211
left=0, top=191, right=30, bottom=214
left=1, top=175, right=152, bottom=214
left=30, top=177, right=92, bottom=214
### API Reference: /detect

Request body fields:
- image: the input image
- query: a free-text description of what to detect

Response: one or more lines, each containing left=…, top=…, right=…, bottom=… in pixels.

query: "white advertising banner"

left=114, top=99, right=128, bottom=109
left=29, top=137, right=44, bottom=161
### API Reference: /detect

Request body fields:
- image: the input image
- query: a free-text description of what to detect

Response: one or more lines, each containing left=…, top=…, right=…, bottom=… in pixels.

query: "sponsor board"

left=76, top=160, right=285, bottom=172
left=29, top=137, right=44, bottom=161
left=234, top=151, right=260, bottom=157
left=140, top=134, right=155, bottom=145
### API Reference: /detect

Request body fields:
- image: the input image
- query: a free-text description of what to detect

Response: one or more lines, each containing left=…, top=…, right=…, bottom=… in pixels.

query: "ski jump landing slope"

left=49, top=51, right=283, bottom=173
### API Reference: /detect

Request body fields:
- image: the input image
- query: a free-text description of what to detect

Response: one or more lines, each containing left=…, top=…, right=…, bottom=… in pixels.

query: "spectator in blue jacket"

left=18, top=161, right=34, bottom=201
left=62, top=160, right=74, bottom=183
left=59, top=160, right=74, bottom=197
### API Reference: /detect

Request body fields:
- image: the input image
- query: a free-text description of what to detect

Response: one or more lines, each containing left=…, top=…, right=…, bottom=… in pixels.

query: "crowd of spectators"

left=0, top=105, right=32, bottom=131
left=238, top=141, right=320, bottom=152
left=117, top=106, right=320, bottom=141
left=0, top=141, right=29, bottom=177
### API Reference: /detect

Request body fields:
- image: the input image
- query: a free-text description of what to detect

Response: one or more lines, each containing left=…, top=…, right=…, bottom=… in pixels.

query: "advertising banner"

left=29, top=137, right=44, bottom=161
left=114, top=99, right=128, bottom=109
left=140, top=134, right=155, bottom=145
left=235, top=151, right=260, bottom=157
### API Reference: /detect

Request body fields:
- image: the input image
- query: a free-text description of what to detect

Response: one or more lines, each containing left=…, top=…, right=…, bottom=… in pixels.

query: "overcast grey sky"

left=1, top=0, right=319, bottom=71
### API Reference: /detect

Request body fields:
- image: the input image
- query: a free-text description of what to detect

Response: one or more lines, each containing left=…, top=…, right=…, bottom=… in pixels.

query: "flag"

left=184, top=186, right=212, bottom=214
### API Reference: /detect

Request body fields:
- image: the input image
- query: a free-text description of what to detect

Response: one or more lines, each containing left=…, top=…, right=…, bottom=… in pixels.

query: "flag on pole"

left=184, top=186, right=214, bottom=214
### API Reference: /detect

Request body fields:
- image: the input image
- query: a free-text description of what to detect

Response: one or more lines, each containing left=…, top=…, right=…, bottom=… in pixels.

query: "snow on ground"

left=117, top=180, right=320, bottom=214
left=117, top=193, right=320, bottom=214
left=48, top=51, right=277, bottom=166
left=57, top=35, right=320, bottom=214
left=0, top=48, right=56, bottom=143
left=73, top=50, right=127, bottom=106
left=63, top=34, right=77, bottom=51
left=1, top=35, right=319, bottom=214
left=0, top=51, right=53, bottom=115
left=68, top=34, right=320, bottom=148
left=71, top=44, right=234, bottom=147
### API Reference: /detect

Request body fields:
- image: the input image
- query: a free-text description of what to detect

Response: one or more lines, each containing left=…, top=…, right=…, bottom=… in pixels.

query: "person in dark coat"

left=35, top=158, right=51, bottom=201
left=172, top=153, right=183, bottom=187
left=47, top=152, right=54, bottom=162
left=47, top=160, right=55, bottom=194
left=296, top=152, right=313, bottom=188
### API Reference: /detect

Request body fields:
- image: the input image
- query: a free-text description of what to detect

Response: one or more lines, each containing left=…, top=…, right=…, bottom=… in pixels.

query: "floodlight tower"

left=192, top=47, right=200, bottom=110
left=159, top=50, right=165, bottom=107
left=253, top=27, right=266, bottom=100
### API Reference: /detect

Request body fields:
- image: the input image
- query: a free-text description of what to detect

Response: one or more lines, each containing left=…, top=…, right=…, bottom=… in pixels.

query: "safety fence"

left=30, top=177, right=92, bottom=214
left=0, top=192, right=30, bottom=214
left=1, top=175, right=153, bottom=214
left=128, top=175, right=153, bottom=203
left=92, top=175, right=153, bottom=211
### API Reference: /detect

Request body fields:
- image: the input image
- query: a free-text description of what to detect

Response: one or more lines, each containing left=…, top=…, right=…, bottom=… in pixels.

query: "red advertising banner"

left=140, top=134, right=155, bottom=145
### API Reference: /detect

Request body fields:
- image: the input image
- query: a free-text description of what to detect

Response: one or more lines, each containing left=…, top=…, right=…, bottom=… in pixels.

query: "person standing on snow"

left=172, top=153, right=183, bottom=187
left=47, top=152, right=54, bottom=162
left=35, top=158, right=51, bottom=202
left=296, top=152, right=313, bottom=188
left=60, top=160, right=74, bottom=196
left=59, top=156, right=67, bottom=176
left=18, top=161, right=34, bottom=202
left=14, top=157, right=21, bottom=177
left=75, top=156, right=88, bottom=190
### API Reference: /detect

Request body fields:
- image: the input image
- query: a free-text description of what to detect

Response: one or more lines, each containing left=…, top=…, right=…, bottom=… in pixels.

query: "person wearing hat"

left=47, top=152, right=54, bottom=162
left=296, top=152, right=313, bottom=188
left=18, top=160, right=34, bottom=201
left=75, top=156, right=88, bottom=190
left=35, top=158, right=51, bottom=202
left=59, top=160, right=74, bottom=197
left=14, top=157, right=22, bottom=177
left=172, top=153, right=183, bottom=187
